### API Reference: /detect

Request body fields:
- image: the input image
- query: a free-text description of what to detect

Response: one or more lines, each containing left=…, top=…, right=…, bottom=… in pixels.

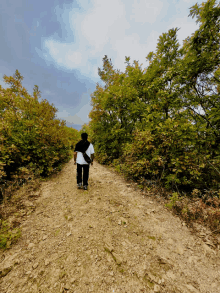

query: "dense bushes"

left=116, top=125, right=219, bottom=192
left=89, top=0, right=220, bottom=194
left=0, top=70, right=80, bottom=198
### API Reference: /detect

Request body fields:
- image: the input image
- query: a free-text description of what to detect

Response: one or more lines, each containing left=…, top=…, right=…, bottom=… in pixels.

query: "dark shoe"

left=77, top=183, right=82, bottom=189
left=83, top=185, right=88, bottom=190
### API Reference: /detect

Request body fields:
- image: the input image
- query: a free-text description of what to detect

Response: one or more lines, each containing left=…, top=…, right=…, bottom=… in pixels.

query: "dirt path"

left=0, top=159, right=220, bottom=293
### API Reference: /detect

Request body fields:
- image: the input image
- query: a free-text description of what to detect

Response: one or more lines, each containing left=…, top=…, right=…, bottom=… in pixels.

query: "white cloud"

left=41, top=0, right=204, bottom=81
left=130, top=0, right=164, bottom=24
left=76, top=102, right=92, bottom=122
left=56, top=110, right=85, bottom=125
left=64, top=114, right=85, bottom=125
left=80, top=0, right=129, bottom=50
left=55, top=91, right=92, bottom=125
left=67, top=51, right=83, bottom=65
left=56, top=109, right=70, bottom=118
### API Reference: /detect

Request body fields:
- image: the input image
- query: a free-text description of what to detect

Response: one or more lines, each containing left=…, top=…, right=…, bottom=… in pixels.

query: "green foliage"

left=88, top=0, right=220, bottom=194
left=0, top=70, right=80, bottom=195
left=0, top=220, right=21, bottom=249
left=165, top=192, right=179, bottom=209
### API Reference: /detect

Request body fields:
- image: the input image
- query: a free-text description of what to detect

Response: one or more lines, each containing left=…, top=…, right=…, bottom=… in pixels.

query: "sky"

left=0, top=0, right=205, bottom=131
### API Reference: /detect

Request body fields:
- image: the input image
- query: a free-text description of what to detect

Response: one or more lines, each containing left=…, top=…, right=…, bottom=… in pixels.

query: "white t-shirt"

left=76, top=143, right=95, bottom=165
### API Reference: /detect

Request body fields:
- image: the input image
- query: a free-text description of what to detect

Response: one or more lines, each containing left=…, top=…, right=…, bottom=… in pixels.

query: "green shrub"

left=0, top=70, right=80, bottom=197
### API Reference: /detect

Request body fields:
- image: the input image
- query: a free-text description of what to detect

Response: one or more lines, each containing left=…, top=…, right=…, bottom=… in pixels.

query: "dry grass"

left=0, top=177, right=42, bottom=250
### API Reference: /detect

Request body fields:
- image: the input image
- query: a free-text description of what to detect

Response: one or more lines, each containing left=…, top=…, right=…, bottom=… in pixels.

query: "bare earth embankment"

left=0, top=159, right=220, bottom=293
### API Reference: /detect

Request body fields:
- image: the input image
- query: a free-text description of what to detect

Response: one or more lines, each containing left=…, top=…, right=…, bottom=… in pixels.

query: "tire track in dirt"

left=0, top=159, right=220, bottom=293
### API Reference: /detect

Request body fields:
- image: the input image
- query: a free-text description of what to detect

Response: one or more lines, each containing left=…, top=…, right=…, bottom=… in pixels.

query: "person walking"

left=74, top=133, right=94, bottom=190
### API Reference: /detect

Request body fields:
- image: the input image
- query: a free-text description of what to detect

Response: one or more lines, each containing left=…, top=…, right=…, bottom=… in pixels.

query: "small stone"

left=42, top=235, right=47, bottom=240
left=176, top=245, right=184, bottom=255
left=104, top=241, right=114, bottom=253
left=14, top=259, right=20, bottom=265
left=32, top=262, right=39, bottom=269
left=109, top=271, right=114, bottom=276
left=157, top=256, right=167, bottom=265
left=167, top=238, right=174, bottom=245
left=118, top=217, right=128, bottom=225
left=66, top=232, right=72, bottom=237
left=31, top=284, right=38, bottom=293
left=0, top=266, right=13, bottom=278
left=70, top=278, right=76, bottom=284
left=186, top=284, right=197, bottom=292
left=205, top=239, right=215, bottom=248
left=166, top=271, right=176, bottom=279
left=112, top=252, right=122, bottom=265
left=64, top=284, right=70, bottom=290
left=28, top=243, right=35, bottom=249
left=203, top=243, right=213, bottom=255
left=148, top=272, right=159, bottom=283
left=154, top=284, right=160, bottom=292
left=26, top=270, right=32, bottom=275
left=45, top=259, right=50, bottom=266
left=60, top=283, right=65, bottom=291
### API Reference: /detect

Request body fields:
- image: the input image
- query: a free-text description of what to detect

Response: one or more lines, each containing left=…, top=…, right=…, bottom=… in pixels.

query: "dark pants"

left=77, top=164, right=90, bottom=186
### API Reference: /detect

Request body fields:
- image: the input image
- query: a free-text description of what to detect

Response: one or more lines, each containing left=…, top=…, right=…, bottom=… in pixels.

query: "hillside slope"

left=0, top=159, right=219, bottom=293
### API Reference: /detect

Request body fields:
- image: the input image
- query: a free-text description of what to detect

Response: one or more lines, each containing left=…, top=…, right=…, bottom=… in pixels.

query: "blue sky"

left=0, top=0, right=204, bottom=130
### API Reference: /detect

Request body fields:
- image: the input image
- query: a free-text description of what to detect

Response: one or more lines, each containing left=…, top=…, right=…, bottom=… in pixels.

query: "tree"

left=0, top=70, right=79, bottom=188
left=89, top=0, right=220, bottom=192
left=179, top=0, right=220, bottom=162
